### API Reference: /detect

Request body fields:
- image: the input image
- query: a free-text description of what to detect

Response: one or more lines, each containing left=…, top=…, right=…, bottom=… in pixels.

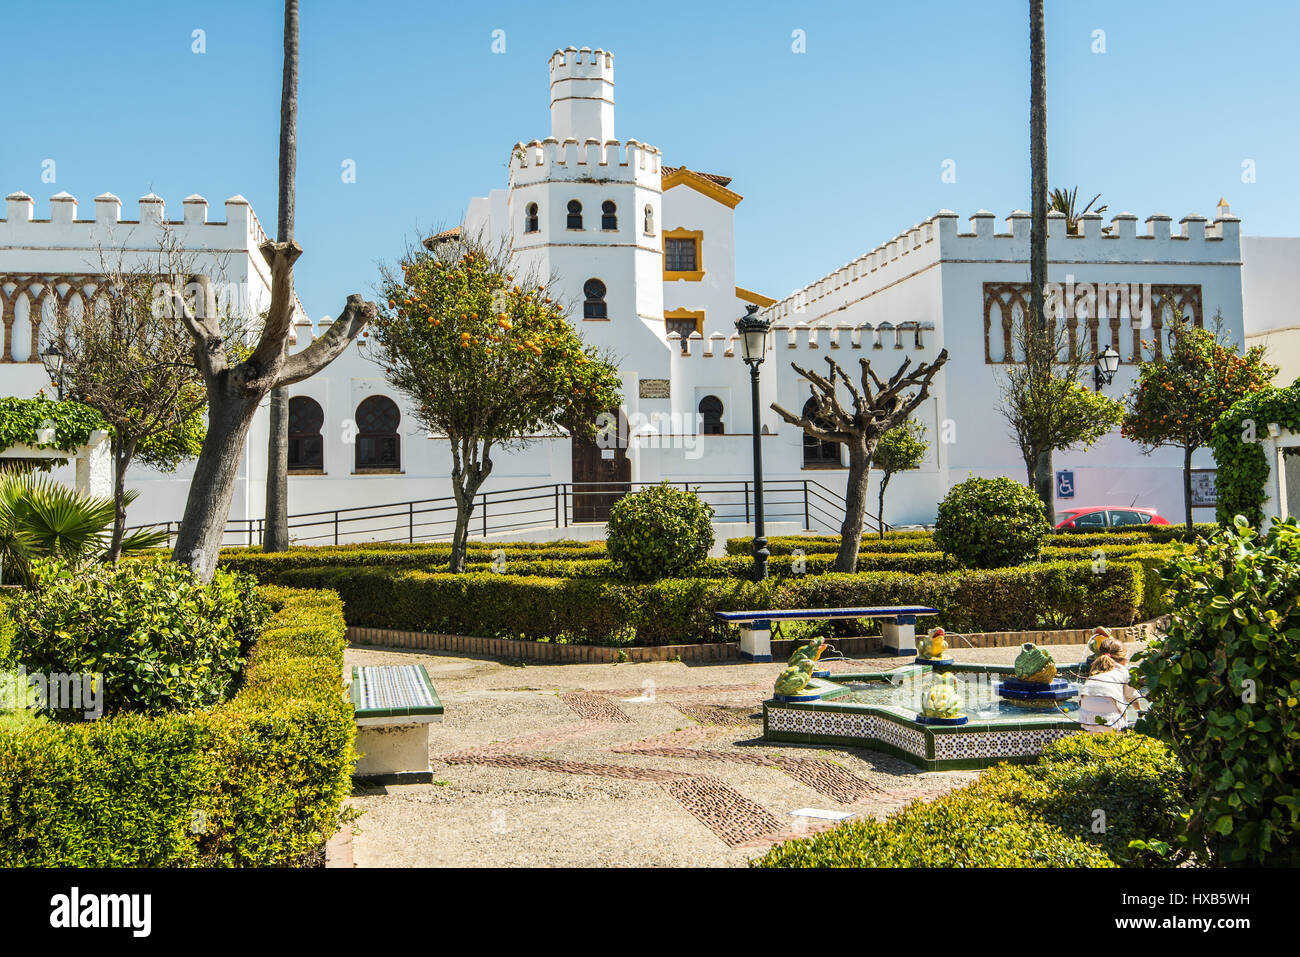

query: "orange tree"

left=371, top=237, right=622, bottom=572
left=1122, top=312, right=1275, bottom=538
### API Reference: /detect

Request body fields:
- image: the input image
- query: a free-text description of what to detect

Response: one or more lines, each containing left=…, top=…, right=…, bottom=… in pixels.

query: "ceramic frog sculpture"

left=917, top=627, right=949, bottom=659
left=1013, top=642, right=1057, bottom=684
left=787, top=635, right=828, bottom=667
left=774, top=658, right=816, bottom=696
left=1087, top=626, right=1113, bottom=657
left=921, top=674, right=964, bottom=718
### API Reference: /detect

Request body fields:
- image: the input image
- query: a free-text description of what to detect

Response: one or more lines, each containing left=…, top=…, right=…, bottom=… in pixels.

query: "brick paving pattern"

left=670, top=703, right=760, bottom=727
left=662, top=775, right=785, bottom=848
left=559, top=691, right=633, bottom=723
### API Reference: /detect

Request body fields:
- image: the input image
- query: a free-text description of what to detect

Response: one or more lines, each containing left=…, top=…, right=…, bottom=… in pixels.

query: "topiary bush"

left=605, top=483, right=714, bottom=580
left=1211, top=382, right=1300, bottom=528
left=1135, top=515, right=1300, bottom=866
left=933, top=476, right=1050, bottom=568
left=12, top=558, right=269, bottom=718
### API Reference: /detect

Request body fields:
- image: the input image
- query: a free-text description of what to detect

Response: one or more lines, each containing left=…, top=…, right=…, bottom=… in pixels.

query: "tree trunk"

left=263, top=0, right=299, bottom=553
left=106, top=435, right=136, bottom=563
left=1183, top=444, right=1195, bottom=540
left=836, top=442, right=872, bottom=573
left=172, top=388, right=261, bottom=580
left=448, top=438, right=493, bottom=573
left=877, top=471, right=891, bottom=538
left=1029, top=0, right=1052, bottom=515
left=264, top=382, right=290, bottom=550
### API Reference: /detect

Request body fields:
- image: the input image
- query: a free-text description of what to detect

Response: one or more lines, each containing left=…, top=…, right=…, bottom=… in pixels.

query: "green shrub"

left=966, top=734, right=1187, bottom=865
left=1135, top=516, right=1300, bottom=866
left=752, top=788, right=1115, bottom=867
left=1211, top=382, right=1300, bottom=527
left=12, top=559, right=269, bottom=717
left=754, top=734, right=1183, bottom=868
left=605, top=483, right=714, bottom=580
left=268, top=558, right=1141, bottom=644
left=218, top=539, right=608, bottom=578
left=0, top=586, right=353, bottom=866
left=934, top=476, right=1050, bottom=568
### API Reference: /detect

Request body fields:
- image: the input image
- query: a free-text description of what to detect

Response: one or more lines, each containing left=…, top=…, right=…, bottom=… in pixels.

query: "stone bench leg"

left=354, top=718, right=439, bottom=784
left=880, top=615, right=917, bottom=655
left=739, top=619, right=772, bottom=662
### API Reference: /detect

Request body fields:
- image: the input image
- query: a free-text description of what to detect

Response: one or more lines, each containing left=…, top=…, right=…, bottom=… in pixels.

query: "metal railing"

left=129, top=478, right=889, bottom=549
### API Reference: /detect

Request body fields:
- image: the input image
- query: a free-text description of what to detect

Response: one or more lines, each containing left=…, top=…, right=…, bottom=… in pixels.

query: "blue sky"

left=6, top=0, right=1297, bottom=319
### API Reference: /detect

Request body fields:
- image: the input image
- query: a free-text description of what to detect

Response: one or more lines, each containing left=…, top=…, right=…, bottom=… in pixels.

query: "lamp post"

left=1093, top=345, right=1120, bottom=391
left=40, top=343, right=65, bottom=400
left=736, top=303, right=772, bottom=580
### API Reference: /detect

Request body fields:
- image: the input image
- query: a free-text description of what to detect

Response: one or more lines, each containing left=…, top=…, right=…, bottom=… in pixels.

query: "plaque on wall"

left=639, top=379, right=670, bottom=399
left=1189, top=469, right=1218, bottom=508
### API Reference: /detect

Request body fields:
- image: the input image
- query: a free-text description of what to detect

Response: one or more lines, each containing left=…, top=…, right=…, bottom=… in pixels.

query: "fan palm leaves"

left=0, top=471, right=168, bottom=586
left=1049, top=187, right=1108, bottom=234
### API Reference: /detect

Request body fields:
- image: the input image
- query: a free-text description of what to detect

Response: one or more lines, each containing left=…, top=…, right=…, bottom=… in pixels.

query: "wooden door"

left=571, top=415, right=630, bottom=522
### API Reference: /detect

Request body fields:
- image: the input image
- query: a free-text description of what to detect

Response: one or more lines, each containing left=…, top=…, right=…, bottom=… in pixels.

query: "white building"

left=1, top=45, right=1295, bottom=543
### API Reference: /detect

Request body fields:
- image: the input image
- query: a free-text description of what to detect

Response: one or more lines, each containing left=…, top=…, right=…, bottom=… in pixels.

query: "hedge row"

left=729, top=527, right=1212, bottom=557
left=261, top=560, right=1145, bottom=645
left=0, top=586, right=354, bottom=866
left=752, top=734, right=1185, bottom=867
left=218, top=540, right=608, bottom=578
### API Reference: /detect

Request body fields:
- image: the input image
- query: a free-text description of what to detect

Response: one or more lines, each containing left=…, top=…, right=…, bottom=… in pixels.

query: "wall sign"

left=639, top=379, right=670, bottom=399
left=1056, top=470, right=1075, bottom=499
left=1189, top=469, right=1218, bottom=508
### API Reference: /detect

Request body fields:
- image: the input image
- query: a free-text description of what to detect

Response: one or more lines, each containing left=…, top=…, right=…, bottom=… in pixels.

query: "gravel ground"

left=344, top=640, right=1144, bottom=867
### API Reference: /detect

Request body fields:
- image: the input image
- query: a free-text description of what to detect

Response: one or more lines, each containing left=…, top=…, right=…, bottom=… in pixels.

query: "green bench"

left=351, top=664, right=444, bottom=785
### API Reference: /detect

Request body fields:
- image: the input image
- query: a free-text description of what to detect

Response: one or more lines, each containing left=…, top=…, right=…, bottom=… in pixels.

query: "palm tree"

left=263, top=0, right=299, bottom=553
left=1049, top=186, right=1108, bottom=234
left=1028, top=0, right=1053, bottom=514
left=0, top=471, right=168, bottom=586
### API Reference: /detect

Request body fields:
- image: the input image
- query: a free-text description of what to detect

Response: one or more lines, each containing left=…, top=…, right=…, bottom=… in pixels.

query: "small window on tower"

left=567, top=200, right=583, bottom=230
left=525, top=202, right=539, bottom=233
left=601, top=201, right=617, bottom=230
left=583, top=279, right=607, bottom=319
left=644, top=204, right=655, bottom=236
left=666, top=237, right=697, bottom=272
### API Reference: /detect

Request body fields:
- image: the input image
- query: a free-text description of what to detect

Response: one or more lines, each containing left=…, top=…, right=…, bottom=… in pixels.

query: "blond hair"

left=1088, top=636, right=1128, bottom=676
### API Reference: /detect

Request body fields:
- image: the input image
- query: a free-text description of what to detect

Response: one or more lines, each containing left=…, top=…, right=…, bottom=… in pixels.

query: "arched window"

left=583, top=279, right=607, bottom=319
left=699, top=395, right=724, bottom=435
left=288, top=396, right=324, bottom=471
left=355, top=395, right=401, bottom=471
left=524, top=202, right=539, bottom=233
left=643, top=204, right=655, bottom=236
left=601, top=200, right=617, bottom=230
left=801, top=397, right=841, bottom=467
left=566, top=200, right=583, bottom=230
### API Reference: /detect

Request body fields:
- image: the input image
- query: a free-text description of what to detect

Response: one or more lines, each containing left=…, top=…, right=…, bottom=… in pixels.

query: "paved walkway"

left=343, top=641, right=1125, bottom=867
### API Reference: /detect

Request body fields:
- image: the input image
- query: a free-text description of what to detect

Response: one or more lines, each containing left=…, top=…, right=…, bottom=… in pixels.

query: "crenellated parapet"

left=759, top=205, right=1242, bottom=329
left=665, top=320, right=937, bottom=359
left=1, top=190, right=269, bottom=252
left=508, top=137, right=662, bottom=189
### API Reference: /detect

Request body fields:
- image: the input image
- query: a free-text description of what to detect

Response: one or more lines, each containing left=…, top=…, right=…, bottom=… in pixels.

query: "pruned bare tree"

left=773, top=350, right=949, bottom=572
left=48, top=226, right=227, bottom=561
left=168, top=1, right=374, bottom=581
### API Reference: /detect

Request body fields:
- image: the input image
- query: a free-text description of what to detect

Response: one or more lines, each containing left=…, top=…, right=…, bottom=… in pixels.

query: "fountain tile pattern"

left=931, top=727, right=1076, bottom=761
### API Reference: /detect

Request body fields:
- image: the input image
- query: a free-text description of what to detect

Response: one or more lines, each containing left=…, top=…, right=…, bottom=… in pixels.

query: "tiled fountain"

left=764, top=632, right=1087, bottom=771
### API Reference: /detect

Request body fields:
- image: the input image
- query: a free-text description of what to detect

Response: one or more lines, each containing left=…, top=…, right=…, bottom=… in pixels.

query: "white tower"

left=507, top=47, right=668, bottom=377
left=549, top=46, right=615, bottom=142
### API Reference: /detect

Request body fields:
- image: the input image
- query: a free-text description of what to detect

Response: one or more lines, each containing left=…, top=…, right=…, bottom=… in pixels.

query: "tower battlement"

left=508, top=137, right=662, bottom=188
left=548, top=45, right=616, bottom=144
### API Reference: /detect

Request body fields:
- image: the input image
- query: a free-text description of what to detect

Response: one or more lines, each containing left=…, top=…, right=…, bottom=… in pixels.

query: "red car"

left=1054, top=506, right=1171, bottom=530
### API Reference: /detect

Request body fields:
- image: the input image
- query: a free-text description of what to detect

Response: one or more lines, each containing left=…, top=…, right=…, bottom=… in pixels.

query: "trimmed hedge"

left=217, top=540, right=608, bottom=579
left=264, top=559, right=1143, bottom=645
left=0, top=586, right=354, bottom=866
left=752, top=734, right=1182, bottom=867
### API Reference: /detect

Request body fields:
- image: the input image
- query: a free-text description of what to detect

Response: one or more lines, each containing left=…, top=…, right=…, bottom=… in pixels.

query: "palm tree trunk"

left=1029, top=0, right=1053, bottom=515
left=263, top=0, right=299, bottom=553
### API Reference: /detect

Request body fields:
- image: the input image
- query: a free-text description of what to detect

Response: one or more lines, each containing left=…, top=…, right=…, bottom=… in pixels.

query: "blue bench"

left=714, top=606, right=940, bottom=661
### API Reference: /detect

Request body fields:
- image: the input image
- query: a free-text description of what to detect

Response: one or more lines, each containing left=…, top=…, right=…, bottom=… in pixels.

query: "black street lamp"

left=736, top=303, right=772, bottom=580
left=40, top=343, right=65, bottom=400
left=1093, top=345, right=1120, bottom=391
